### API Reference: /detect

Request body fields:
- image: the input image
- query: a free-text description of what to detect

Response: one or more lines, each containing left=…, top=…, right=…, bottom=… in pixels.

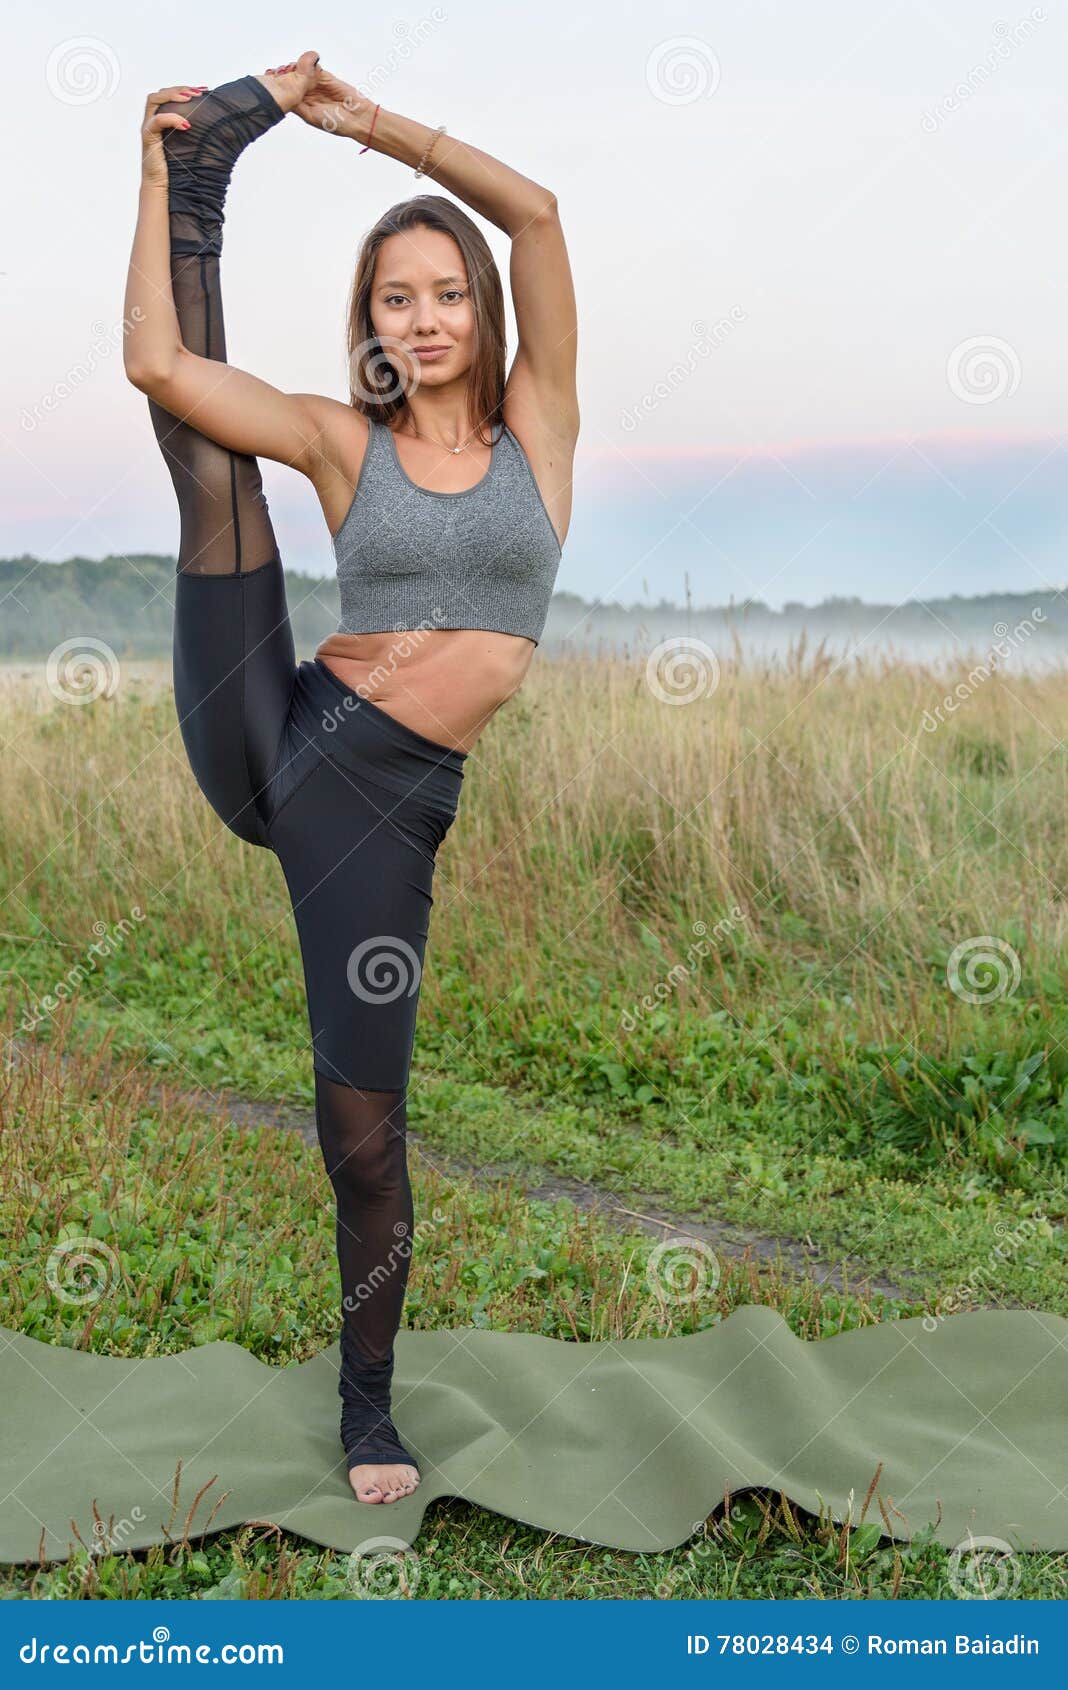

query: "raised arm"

left=291, top=68, right=580, bottom=441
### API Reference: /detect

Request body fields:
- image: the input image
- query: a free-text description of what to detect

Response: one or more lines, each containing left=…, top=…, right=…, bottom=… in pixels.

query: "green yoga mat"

left=1, top=1306, right=1065, bottom=1564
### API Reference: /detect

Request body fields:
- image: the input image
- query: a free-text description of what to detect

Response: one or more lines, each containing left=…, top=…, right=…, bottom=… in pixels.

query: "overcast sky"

left=4, top=0, right=1067, bottom=608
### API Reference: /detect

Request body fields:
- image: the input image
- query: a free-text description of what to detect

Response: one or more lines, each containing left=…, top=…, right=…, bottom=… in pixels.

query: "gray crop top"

left=332, top=416, right=564, bottom=645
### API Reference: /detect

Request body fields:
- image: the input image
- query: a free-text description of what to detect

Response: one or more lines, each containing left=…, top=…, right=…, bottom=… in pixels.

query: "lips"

left=412, top=346, right=449, bottom=359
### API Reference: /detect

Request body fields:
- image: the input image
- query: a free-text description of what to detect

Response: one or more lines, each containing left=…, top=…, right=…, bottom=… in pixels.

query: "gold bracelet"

left=414, top=124, right=446, bottom=179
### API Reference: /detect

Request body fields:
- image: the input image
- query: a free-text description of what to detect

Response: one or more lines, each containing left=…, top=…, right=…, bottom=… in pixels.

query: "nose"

left=411, top=296, right=441, bottom=335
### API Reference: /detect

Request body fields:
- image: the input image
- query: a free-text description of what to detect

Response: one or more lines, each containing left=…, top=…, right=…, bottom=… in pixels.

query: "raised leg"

left=148, top=76, right=295, bottom=845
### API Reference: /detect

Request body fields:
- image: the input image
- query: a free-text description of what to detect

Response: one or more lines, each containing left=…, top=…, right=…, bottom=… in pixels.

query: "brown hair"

left=346, top=195, right=505, bottom=447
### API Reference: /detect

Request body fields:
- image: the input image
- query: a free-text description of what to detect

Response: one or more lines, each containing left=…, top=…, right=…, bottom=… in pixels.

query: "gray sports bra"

left=332, top=416, right=564, bottom=645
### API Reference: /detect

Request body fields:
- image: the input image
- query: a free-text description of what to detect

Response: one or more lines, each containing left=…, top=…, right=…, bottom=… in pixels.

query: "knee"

left=317, top=1099, right=409, bottom=1209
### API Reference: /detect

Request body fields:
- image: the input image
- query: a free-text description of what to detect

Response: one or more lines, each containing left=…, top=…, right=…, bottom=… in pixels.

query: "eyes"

left=383, top=289, right=467, bottom=308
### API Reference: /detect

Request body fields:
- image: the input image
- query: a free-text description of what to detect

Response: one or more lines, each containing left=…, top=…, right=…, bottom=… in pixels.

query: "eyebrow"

left=378, top=275, right=465, bottom=288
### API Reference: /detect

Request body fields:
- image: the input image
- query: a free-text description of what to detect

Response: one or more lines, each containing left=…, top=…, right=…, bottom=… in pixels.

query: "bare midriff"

left=314, top=627, right=537, bottom=755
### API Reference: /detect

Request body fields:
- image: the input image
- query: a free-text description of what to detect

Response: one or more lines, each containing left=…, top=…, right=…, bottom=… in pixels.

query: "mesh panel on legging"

left=147, top=77, right=284, bottom=575
left=314, top=1073, right=420, bottom=1471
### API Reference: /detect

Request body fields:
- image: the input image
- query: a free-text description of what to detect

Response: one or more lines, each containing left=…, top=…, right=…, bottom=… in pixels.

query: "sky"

left=4, top=0, right=1068, bottom=611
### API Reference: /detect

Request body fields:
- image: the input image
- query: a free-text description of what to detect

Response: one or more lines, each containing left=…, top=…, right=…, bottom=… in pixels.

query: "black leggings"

left=149, top=76, right=466, bottom=1473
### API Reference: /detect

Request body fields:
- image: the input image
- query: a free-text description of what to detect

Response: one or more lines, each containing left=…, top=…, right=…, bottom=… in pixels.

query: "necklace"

left=395, top=421, right=474, bottom=455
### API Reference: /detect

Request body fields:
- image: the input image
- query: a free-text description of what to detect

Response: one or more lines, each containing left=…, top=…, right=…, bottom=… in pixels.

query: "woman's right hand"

left=139, top=86, right=206, bottom=188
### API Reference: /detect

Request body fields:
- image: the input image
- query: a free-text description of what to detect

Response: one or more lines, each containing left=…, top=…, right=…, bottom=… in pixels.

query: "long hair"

left=346, top=195, right=506, bottom=447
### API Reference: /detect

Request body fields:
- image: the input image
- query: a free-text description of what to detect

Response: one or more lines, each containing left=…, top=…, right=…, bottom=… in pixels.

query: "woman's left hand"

left=270, top=60, right=375, bottom=140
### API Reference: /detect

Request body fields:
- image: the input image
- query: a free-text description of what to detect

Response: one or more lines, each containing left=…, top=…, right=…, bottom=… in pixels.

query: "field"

left=1, top=647, right=1066, bottom=1599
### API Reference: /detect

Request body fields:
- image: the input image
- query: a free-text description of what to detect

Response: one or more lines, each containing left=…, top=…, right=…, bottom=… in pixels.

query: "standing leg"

left=271, top=746, right=445, bottom=1503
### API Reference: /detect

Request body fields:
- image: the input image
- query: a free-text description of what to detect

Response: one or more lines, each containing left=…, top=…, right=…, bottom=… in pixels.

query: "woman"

left=123, top=51, right=578, bottom=1506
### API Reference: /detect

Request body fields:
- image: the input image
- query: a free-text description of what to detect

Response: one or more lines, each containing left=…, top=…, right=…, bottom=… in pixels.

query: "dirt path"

left=164, top=1083, right=916, bottom=1303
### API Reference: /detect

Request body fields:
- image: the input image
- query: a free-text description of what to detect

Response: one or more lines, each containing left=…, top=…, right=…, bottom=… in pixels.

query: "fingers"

left=264, top=51, right=319, bottom=75
left=143, top=84, right=207, bottom=116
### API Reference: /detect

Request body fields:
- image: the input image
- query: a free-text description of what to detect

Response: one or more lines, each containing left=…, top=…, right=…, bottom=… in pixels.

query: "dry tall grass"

left=2, top=645, right=1065, bottom=1063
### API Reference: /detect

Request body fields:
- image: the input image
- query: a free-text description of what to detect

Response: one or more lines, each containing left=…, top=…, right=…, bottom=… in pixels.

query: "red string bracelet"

left=359, top=103, right=380, bottom=154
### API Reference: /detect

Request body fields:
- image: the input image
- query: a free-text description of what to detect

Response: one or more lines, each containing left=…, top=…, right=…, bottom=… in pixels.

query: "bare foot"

left=254, top=50, right=321, bottom=115
left=348, top=1461, right=421, bottom=1505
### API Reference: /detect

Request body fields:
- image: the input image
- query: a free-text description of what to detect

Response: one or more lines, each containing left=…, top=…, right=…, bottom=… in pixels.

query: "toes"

left=348, top=1462, right=421, bottom=1504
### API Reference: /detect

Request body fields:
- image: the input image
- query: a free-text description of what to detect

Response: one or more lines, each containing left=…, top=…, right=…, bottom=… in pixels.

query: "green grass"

left=2, top=652, right=1067, bottom=1597
left=3, top=1028, right=1064, bottom=1601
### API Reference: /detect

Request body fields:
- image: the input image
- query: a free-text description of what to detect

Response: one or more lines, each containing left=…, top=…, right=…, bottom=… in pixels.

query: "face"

left=369, top=226, right=476, bottom=396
